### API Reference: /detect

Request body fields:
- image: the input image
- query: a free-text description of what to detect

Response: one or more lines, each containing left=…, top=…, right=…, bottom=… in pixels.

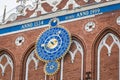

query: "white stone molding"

left=5, top=13, right=18, bottom=24
left=35, top=0, right=47, bottom=15
left=60, top=57, right=64, bottom=80
left=15, top=36, right=25, bottom=46
left=0, top=54, right=13, bottom=80
left=68, top=40, right=84, bottom=80
left=95, top=0, right=101, bottom=3
left=25, top=50, right=48, bottom=80
left=95, top=0, right=111, bottom=3
left=84, top=0, right=90, bottom=3
left=2, top=1, right=38, bottom=24
left=116, top=16, right=120, bottom=26
left=85, top=21, right=96, bottom=32
left=0, top=0, right=118, bottom=25
left=62, top=0, right=80, bottom=10
left=25, top=50, right=40, bottom=80
left=59, top=40, right=84, bottom=80
left=97, top=33, right=120, bottom=80
left=46, top=0, right=62, bottom=11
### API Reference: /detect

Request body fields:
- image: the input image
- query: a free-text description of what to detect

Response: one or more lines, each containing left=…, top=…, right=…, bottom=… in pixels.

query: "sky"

left=0, top=0, right=36, bottom=23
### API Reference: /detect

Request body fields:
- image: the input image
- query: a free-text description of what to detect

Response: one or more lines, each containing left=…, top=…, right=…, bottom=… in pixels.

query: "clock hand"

left=50, top=41, right=54, bottom=45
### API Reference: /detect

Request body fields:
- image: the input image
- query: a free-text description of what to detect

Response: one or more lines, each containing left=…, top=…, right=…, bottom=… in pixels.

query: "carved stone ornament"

left=0, top=54, right=13, bottom=80
left=16, top=5, right=25, bottom=15
left=15, top=36, right=25, bottom=46
left=85, top=21, right=95, bottom=32
left=0, top=0, right=113, bottom=24
left=46, top=0, right=62, bottom=11
left=97, top=33, right=120, bottom=80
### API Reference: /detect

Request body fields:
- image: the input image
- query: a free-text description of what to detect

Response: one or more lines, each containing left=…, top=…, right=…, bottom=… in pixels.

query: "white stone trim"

left=25, top=50, right=39, bottom=80
left=59, top=40, right=84, bottom=80
left=97, top=33, right=120, bottom=80
left=0, top=54, right=13, bottom=80
left=60, top=57, right=64, bottom=80
left=85, top=21, right=96, bottom=32
left=62, top=0, right=80, bottom=10
left=69, top=40, right=84, bottom=80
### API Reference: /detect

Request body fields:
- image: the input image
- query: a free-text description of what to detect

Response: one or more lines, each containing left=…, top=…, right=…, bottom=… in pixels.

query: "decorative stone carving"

left=85, top=21, right=95, bottom=32
left=46, top=0, right=62, bottom=11
left=97, top=33, right=120, bottom=80
left=16, top=0, right=28, bottom=4
left=62, top=0, right=80, bottom=10
left=5, top=13, right=18, bottom=23
left=0, top=54, right=13, bottom=80
left=25, top=50, right=40, bottom=80
left=0, top=0, right=114, bottom=24
left=1, top=0, right=38, bottom=24
left=16, top=5, right=25, bottom=15
left=15, top=36, right=25, bottom=46
left=95, top=0, right=101, bottom=3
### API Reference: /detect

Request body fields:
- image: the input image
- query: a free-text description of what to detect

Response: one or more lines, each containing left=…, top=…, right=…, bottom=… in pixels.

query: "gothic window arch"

left=94, top=32, right=120, bottom=80
left=0, top=51, right=14, bottom=80
left=61, top=38, right=85, bottom=80
left=24, top=49, right=46, bottom=80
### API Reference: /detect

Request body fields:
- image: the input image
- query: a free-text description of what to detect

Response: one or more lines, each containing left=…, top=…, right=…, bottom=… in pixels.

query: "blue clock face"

left=44, top=61, right=59, bottom=75
left=36, top=27, right=71, bottom=61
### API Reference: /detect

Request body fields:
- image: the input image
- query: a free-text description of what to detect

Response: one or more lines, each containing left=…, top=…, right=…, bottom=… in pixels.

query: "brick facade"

left=0, top=1, right=120, bottom=80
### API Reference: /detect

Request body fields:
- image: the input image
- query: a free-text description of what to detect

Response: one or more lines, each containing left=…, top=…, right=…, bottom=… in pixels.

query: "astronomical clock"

left=36, top=18, right=71, bottom=75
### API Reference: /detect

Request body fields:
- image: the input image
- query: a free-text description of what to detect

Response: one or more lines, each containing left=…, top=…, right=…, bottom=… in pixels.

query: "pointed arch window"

left=69, top=40, right=84, bottom=80
left=0, top=51, right=14, bottom=80
left=25, top=50, right=47, bottom=80
left=60, top=39, right=84, bottom=80
left=97, top=33, right=120, bottom=80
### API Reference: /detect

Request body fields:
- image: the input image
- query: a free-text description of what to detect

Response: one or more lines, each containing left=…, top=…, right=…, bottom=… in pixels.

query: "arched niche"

left=22, top=44, right=46, bottom=80
left=0, top=50, right=14, bottom=80
left=92, top=28, right=120, bottom=80
left=62, top=36, right=86, bottom=80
